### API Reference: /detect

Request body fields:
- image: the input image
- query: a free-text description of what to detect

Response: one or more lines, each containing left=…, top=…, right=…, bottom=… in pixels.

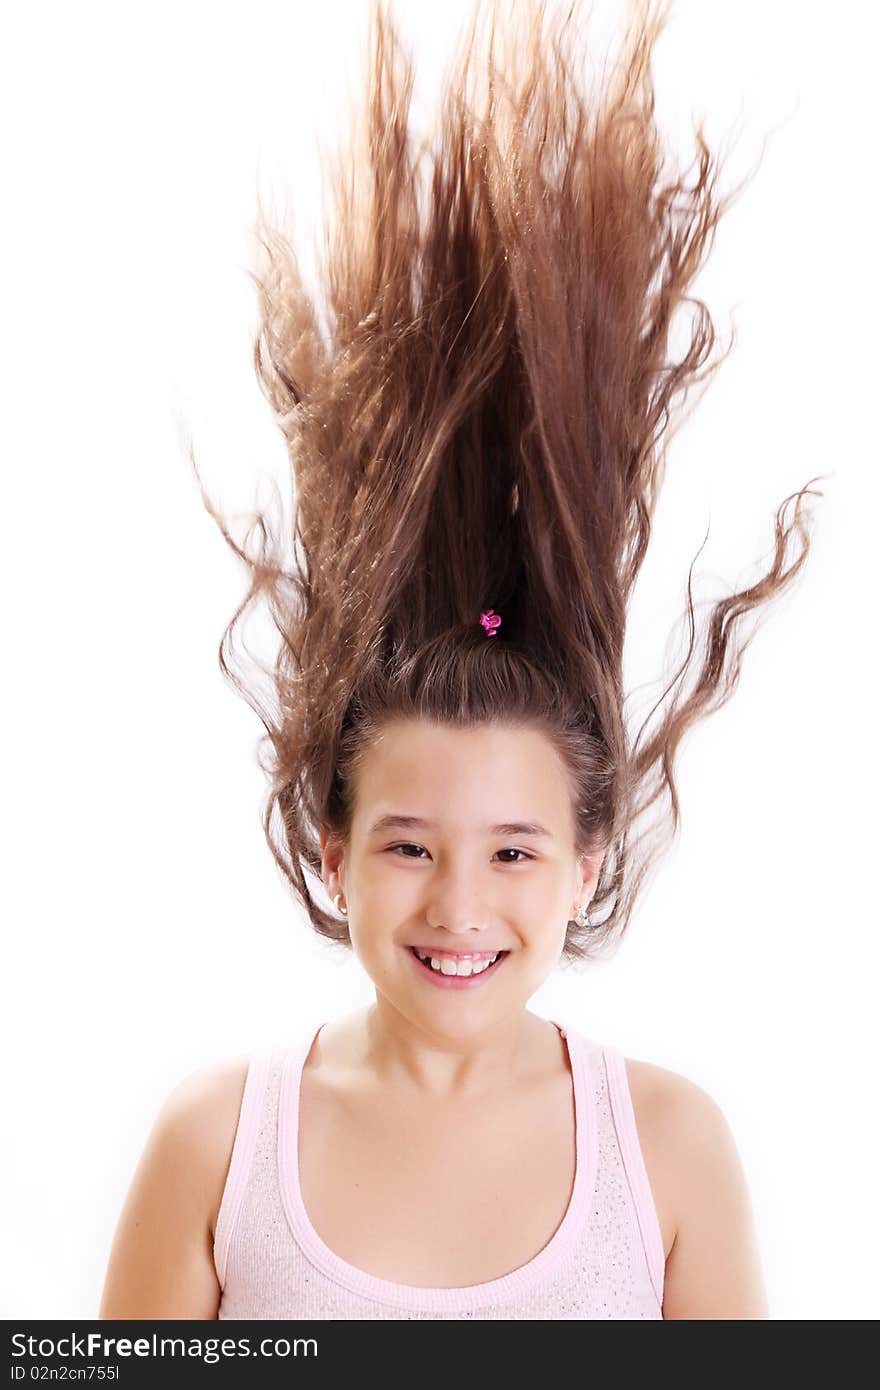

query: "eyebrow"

left=367, top=814, right=554, bottom=839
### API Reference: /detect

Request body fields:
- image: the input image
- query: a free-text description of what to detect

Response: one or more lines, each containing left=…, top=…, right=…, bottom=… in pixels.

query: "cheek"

left=346, top=924, right=387, bottom=976
left=358, top=867, right=415, bottom=916
left=524, top=906, right=571, bottom=957
left=513, top=876, right=568, bottom=923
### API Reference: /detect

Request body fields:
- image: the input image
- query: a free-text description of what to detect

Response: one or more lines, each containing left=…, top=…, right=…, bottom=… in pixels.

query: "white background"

left=2, top=0, right=877, bottom=1320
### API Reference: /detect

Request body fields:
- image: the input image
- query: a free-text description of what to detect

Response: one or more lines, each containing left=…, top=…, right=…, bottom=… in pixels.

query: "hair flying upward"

left=187, top=0, right=823, bottom=964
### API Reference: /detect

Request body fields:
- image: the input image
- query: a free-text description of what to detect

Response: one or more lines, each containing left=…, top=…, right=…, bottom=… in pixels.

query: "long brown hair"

left=186, top=0, right=823, bottom=965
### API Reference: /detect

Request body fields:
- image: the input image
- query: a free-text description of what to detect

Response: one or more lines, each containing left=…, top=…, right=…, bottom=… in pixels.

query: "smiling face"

left=320, top=718, right=603, bottom=1033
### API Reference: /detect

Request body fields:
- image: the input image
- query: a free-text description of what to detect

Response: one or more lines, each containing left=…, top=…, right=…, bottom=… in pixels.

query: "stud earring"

left=334, top=893, right=348, bottom=916
left=574, top=903, right=590, bottom=928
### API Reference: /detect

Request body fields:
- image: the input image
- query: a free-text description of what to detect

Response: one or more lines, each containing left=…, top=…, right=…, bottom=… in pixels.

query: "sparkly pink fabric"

left=214, top=1016, right=665, bottom=1319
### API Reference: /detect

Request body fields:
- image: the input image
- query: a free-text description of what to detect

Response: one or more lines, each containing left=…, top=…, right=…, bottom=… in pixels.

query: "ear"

left=319, top=826, right=346, bottom=900
left=574, top=845, right=606, bottom=910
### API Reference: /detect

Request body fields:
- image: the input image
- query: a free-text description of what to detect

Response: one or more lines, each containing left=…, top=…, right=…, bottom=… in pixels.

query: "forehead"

left=353, top=720, right=572, bottom=832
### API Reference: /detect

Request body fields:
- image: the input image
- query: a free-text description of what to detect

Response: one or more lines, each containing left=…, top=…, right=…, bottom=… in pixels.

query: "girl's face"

left=320, top=719, right=602, bottom=1033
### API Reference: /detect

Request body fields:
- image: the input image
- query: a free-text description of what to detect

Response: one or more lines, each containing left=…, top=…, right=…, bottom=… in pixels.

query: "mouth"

left=405, top=945, right=510, bottom=985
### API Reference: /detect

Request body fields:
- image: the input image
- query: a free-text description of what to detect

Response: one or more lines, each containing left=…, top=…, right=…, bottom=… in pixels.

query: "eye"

left=495, top=848, right=534, bottom=864
left=386, top=844, right=534, bottom=864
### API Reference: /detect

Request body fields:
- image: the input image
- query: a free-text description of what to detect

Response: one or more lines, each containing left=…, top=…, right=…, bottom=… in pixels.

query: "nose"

left=428, top=918, right=491, bottom=940
left=425, top=871, right=493, bottom=938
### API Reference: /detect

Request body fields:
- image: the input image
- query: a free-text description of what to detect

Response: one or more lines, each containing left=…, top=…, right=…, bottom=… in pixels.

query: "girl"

left=100, top=0, right=820, bottom=1319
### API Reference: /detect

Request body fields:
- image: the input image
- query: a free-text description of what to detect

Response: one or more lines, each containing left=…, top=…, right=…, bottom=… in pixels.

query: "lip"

left=404, top=944, right=509, bottom=989
left=406, top=946, right=507, bottom=960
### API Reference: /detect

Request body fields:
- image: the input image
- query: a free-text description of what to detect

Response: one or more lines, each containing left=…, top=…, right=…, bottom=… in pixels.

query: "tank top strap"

left=212, top=1042, right=287, bottom=1290
left=600, top=1042, right=666, bottom=1305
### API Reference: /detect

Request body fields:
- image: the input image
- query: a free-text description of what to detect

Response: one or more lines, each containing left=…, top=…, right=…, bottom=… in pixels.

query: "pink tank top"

left=213, top=1015, right=665, bottom=1319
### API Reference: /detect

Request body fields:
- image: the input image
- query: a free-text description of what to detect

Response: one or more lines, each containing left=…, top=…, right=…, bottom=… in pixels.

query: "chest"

left=298, top=1069, right=577, bottom=1287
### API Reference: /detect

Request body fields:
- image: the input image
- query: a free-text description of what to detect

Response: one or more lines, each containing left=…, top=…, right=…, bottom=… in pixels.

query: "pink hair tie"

left=479, top=608, right=501, bottom=637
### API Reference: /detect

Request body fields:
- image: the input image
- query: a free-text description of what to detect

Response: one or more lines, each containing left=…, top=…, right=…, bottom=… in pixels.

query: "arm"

left=662, top=1077, right=769, bottom=1319
left=99, top=1058, right=248, bottom=1320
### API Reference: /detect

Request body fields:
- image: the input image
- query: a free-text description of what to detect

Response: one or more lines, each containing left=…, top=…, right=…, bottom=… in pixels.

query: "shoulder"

left=623, top=1057, right=769, bottom=1319
left=99, top=1053, right=251, bottom=1319
left=161, top=1054, right=251, bottom=1120
left=624, top=1056, right=726, bottom=1141
left=625, top=1056, right=760, bottom=1182
left=623, top=1056, right=745, bottom=1218
left=616, top=1058, right=701, bottom=1260
left=159, top=1055, right=252, bottom=1235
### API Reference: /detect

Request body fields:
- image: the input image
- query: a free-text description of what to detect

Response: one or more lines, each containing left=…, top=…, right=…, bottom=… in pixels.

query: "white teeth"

left=413, top=949, right=500, bottom=976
